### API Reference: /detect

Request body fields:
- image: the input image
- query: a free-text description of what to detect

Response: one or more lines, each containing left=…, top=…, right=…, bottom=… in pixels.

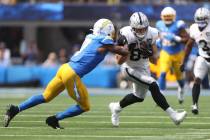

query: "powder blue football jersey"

left=156, top=20, right=186, bottom=54
left=69, top=34, right=114, bottom=77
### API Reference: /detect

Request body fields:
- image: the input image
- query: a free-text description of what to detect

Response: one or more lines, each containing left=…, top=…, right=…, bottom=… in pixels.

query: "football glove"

left=139, top=45, right=153, bottom=58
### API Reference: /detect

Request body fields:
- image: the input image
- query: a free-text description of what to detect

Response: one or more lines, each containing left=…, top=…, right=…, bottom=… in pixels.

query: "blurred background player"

left=109, top=12, right=187, bottom=127
left=182, top=7, right=210, bottom=115
left=3, top=18, right=129, bottom=129
left=156, top=7, right=189, bottom=104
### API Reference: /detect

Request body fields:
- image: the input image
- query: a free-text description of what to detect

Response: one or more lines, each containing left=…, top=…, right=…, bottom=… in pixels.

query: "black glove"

left=139, top=45, right=153, bottom=57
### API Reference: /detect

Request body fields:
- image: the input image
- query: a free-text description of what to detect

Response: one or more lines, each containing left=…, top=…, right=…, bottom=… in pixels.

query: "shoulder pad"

left=177, top=20, right=186, bottom=29
left=120, top=26, right=136, bottom=44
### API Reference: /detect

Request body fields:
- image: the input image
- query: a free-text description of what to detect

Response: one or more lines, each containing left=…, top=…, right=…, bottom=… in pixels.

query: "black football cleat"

left=3, top=104, right=19, bottom=127
left=46, top=116, right=64, bottom=129
left=191, top=104, right=199, bottom=115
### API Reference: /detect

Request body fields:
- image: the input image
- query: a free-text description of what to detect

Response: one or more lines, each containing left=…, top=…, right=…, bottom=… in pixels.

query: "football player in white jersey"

left=181, top=7, right=210, bottom=115
left=109, top=12, right=187, bottom=127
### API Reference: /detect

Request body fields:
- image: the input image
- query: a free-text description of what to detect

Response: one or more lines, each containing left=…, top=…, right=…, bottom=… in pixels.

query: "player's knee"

left=42, top=94, right=53, bottom=103
left=194, top=77, right=201, bottom=84
left=81, top=104, right=90, bottom=112
left=131, top=94, right=144, bottom=102
left=149, top=82, right=159, bottom=92
left=135, top=97, right=144, bottom=102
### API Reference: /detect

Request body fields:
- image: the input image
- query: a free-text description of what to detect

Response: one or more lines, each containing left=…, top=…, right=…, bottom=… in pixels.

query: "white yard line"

left=0, top=114, right=210, bottom=119
left=5, top=120, right=210, bottom=125
left=0, top=134, right=205, bottom=138
left=1, top=127, right=210, bottom=131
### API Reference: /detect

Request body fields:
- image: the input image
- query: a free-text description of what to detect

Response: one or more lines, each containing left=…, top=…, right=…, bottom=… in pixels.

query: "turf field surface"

left=0, top=88, right=210, bottom=140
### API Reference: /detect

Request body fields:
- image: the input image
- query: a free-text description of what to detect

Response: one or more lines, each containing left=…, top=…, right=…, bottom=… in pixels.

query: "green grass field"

left=0, top=92, right=210, bottom=140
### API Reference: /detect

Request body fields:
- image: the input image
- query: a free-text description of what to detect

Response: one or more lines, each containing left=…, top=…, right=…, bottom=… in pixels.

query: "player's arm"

left=105, top=44, right=129, bottom=56
left=149, top=44, right=158, bottom=64
left=114, top=34, right=129, bottom=65
left=183, top=37, right=195, bottom=63
left=97, top=35, right=129, bottom=56
left=180, top=37, right=195, bottom=71
left=178, top=28, right=190, bottom=43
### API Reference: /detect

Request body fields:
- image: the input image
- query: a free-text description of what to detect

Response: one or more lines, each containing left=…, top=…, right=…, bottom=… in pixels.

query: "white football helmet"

left=194, top=7, right=210, bottom=30
left=130, top=12, right=149, bottom=39
left=161, top=7, right=176, bottom=25
left=92, top=18, right=115, bottom=39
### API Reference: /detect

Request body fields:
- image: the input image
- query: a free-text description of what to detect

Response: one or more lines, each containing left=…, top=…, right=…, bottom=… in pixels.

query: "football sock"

left=56, top=105, right=84, bottom=120
left=18, top=94, right=45, bottom=112
left=158, top=72, right=166, bottom=90
left=177, top=79, right=185, bottom=88
left=149, top=82, right=170, bottom=110
left=192, top=83, right=200, bottom=105
left=165, top=107, right=176, bottom=116
left=119, top=93, right=144, bottom=108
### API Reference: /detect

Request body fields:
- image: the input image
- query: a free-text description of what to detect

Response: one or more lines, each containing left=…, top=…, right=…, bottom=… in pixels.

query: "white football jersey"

left=119, top=26, right=159, bottom=69
left=189, top=23, right=210, bottom=58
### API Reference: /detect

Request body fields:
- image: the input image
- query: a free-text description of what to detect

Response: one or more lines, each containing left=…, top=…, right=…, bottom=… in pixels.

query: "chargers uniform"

left=119, top=26, right=158, bottom=99
left=156, top=20, right=186, bottom=90
left=3, top=18, right=126, bottom=129
left=43, top=34, right=114, bottom=110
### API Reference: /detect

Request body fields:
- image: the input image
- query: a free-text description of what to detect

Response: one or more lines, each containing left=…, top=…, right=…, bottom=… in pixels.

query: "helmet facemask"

left=194, top=7, right=210, bottom=31
left=161, top=7, right=176, bottom=25
left=130, top=12, right=149, bottom=40
left=132, top=26, right=148, bottom=40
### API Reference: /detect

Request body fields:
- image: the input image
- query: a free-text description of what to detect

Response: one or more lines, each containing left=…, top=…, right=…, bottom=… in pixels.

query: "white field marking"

left=177, top=132, right=210, bottom=135
left=7, top=120, right=210, bottom=125
left=0, top=134, right=203, bottom=138
left=1, top=127, right=210, bottom=131
left=1, top=111, right=210, bottom=116
left=0, top=114, right=210, bottom=119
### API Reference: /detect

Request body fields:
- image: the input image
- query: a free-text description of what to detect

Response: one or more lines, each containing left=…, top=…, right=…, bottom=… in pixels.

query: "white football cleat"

left=170, top=110, right=187, bottom=125
left=191, top=104, right=199, bottom=115
left=109, top=102, right=121, bottom=127
left=177, top=87, right=184, bottom=104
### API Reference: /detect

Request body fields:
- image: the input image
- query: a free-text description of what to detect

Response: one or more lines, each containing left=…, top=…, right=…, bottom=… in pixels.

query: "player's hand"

left=139, top=46, right=153, bottom=57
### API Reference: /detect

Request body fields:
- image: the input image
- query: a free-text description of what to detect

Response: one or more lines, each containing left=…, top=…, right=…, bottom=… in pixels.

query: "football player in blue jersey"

left=156, top=7, right=189, bottom=104
left=3, top=19, right=129, bottom=129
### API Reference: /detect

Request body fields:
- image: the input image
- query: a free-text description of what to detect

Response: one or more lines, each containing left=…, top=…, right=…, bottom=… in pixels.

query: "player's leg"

left=3, top=66, right=65, bottom=128
left=128, top=67, right=186, bottom=125
left=192, top=56, right=208, bottom=114
left=173, top=51, right=185, bottom=104
left=148, top=81, right=187, bottom=125
left=109, top=82, right=145, bottom=126
left=109, top=68, right=146, bottom=126
left=46, top=64, right=89, bottom=129
left=158, top=50, right=171, bottom=91
left=120, top=67, right=187, bottom=125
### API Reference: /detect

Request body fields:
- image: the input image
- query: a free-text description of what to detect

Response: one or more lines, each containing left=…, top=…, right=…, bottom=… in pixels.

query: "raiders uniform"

left=118, top=26, right=159, bottom=99
left=190, top=23, right=210, bottom=80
